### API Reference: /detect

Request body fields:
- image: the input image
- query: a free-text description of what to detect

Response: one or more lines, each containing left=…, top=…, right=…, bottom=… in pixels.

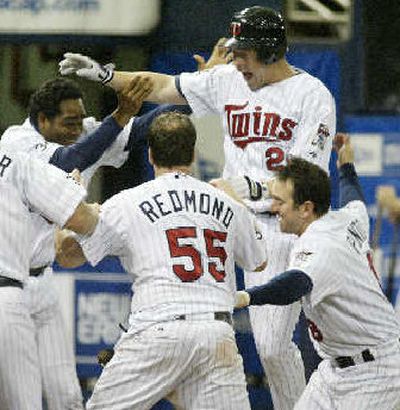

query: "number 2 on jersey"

left=166, top=227, right=227, bottom=282
left=265, top=146, right=285, bottom=170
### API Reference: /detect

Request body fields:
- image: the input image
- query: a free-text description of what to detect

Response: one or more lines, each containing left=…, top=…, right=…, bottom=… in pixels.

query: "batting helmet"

left=225, top=6, right=287, bottom=64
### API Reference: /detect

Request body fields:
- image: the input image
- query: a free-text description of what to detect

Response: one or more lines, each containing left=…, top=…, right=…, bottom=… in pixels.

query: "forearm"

left=49, top=116, right=122, bottom=172
left=339, top=163, right=365, bottom=207
left=110, top=72, right=185, bottom=104
left=64, top=202, right=99, bottom=235
left=245, top=269, right=313, bottom=306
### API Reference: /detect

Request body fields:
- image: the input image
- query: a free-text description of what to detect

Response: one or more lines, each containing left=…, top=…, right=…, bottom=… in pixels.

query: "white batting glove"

left=227, top=176, right=267, bottom=201
left=59, top=53, right=115, bottom=84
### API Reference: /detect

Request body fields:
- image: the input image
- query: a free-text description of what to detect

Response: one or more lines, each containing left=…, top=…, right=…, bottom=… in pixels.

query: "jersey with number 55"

left=79, top=172, right=266, bottom=322
left=179, top=64, right=336, bottom=179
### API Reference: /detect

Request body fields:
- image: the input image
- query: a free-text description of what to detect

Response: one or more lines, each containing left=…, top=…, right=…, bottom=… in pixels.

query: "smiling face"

left=39, top=98, right=86, bottom=146
left=231, top=48, right=269, bottom=91
left=271, top=179, right=307, bottom=236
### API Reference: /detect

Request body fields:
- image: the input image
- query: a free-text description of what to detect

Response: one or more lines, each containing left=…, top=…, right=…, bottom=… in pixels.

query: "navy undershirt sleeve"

left=49, top=115, right=122, bottom=172
left=125, top=104, right=192, bottom=151
left=339, top=163, right=365, bottom=207
left=247, top=269, right=313, bottom=306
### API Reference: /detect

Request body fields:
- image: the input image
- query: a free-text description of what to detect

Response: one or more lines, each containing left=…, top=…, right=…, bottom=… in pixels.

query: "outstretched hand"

left=193, top=37, right=233, bottom=71
left=59, top=52, right=114, bottom=84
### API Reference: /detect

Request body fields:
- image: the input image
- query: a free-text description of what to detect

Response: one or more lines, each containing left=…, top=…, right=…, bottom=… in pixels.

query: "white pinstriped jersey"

left=0, top=116, right=133, bottom=183
left=0, top=116, right=133, bottom=267
left=179, top=64, right=336, bottom=180
left=289, top=200, right=400, bottom=358
left=80, top=172, right=266, bottom=321
left=0, top=148, right=86, bottom=282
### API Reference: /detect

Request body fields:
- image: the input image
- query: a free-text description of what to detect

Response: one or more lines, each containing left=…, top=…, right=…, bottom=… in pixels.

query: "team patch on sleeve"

left=293, top=250, right=314, bottom=267
left=308, top=123, right=330, bottom=158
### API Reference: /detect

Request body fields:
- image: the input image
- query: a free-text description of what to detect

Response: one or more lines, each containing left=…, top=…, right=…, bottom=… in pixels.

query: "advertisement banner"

left=0, top=0, right=160, bottom=35
left=74, top=274, right=132, bottom=377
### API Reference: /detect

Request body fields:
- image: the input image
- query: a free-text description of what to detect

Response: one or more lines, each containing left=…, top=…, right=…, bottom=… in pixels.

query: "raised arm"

left=334, top=133, right=365, bottom=207
left=59, top=53, right=186, bottom=104
left=50, top=77, right=153, bottom=172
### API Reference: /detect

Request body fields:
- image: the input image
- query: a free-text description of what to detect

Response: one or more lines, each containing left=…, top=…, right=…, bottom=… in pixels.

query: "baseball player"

left=0, top=147, right=99, bottom=410
left=0, top=76, right=163, bottom=409
left=59, top=6, right=336, bottom=408
left=235, top=135, right=400, bottom=409
left=56, top=112, right=267, bottom=410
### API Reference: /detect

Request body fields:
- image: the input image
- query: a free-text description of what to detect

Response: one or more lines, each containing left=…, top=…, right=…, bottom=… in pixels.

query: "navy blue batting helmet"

left=225, top=6, right=287, bottom=64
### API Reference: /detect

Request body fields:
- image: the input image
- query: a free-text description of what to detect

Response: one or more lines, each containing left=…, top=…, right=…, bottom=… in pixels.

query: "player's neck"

left=154, top=165, right=192, bottom=178
left=262, top=59, right=297, bottom=85
left=299, top=215, right=320, bottom=236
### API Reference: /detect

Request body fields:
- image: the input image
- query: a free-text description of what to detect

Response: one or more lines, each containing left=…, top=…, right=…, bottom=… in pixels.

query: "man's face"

left=271, top=179, right=304, bottom=236
left=232, top=48, right=268, bottom=91
left=39, top=98, right=86, bottom=146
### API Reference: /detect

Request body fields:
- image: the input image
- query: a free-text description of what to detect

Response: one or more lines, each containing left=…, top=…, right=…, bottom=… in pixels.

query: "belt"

left=29, top=266, right=47, bottom=277
left=335, top=349, right=375, bottom=368
left=0, top=275, right=23, bottom=289
left=176, top=311, right=232, bottom=325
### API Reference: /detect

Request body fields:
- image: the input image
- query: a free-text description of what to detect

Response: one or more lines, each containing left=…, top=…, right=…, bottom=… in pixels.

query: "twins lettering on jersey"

left=225, top=102, right=298, bottom=170
left=139, top=189, right=234, bottom=229
left=225, top=102, right=298, bottom=149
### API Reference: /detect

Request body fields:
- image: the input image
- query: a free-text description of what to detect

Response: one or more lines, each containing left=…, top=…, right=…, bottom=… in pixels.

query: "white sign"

left=0, top=0, right=160, bottom=35
left=77, top=292, right=131, bottom=344
left=351, top=133, right=383, bottom=176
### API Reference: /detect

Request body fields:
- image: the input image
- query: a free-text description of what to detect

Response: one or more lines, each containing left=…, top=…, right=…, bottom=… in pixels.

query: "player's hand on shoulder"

left=193, top=37, right=232, bottom=71
left=209, top=177, right=246, bottom=205
left=113, top=76, right=154, bottom=125
left=213, top=175, right=267, bottom=201
left=235, top=291, right=250, bottom=309
left=59, top=52, right=114, bottom=84
left=334, top=133, right=354, bottom=167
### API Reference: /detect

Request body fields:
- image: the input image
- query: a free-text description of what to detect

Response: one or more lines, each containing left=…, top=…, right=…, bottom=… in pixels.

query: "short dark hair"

left=277, top=157, right=330, bottom=216
left=29, top=78, right=83, bottom=128
left=147, top=112, right=196, bottom=168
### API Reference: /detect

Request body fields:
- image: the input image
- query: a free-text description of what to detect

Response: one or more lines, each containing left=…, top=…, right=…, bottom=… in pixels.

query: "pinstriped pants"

left=87, top=319, right=251, bottom=410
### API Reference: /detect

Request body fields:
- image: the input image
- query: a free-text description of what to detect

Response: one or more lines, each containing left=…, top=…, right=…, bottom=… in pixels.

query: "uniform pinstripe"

left=0, top=149, right=86, bottom=410
left=289, top=201, right=400, bottom=409
left=0, top=117, right=133, bottom=409
left=179, top=63, right=336, bottom=409
left=79, top=172, right=266, bottom=410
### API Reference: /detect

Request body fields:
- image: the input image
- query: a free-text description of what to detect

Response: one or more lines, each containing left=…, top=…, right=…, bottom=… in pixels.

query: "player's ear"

left=301, top=201, right=315, bottom=218
left=37, top=112, right=49, bottom=133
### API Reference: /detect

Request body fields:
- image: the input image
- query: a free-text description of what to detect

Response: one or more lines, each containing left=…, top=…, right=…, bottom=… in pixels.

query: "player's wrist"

left=244, top=176, right=269, bottom=201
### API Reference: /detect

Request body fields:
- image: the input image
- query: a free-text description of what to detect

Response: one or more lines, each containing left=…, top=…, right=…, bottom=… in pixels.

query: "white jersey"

left=80, top=172, right=266, bottom=322
left=0, top=116, right=133, bottom=267
left=289, top=200, right=400, bottom=358
left=0, top=148, right=86, bottom=282
left=179, top=64, right=336, bottom=179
